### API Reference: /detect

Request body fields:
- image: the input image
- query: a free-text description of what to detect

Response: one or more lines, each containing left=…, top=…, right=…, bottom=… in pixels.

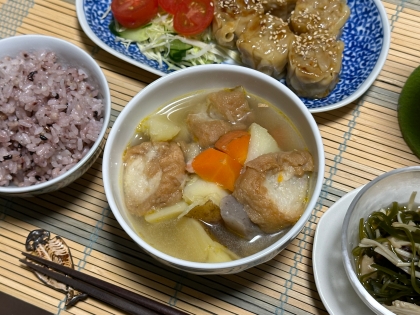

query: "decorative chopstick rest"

left=24, top=229, right=87, bottom=307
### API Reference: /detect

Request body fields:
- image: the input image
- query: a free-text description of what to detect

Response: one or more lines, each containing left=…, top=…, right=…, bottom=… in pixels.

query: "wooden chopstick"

left=20, top=252, right=188, bottom=315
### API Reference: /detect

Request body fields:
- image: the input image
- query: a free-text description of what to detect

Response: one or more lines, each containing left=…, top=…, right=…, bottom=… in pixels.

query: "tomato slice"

left=173, top=0, right=214, bottom=36
left=158, top=0, right=182, bottom=14
left=111, top=0, right=159, bottom=29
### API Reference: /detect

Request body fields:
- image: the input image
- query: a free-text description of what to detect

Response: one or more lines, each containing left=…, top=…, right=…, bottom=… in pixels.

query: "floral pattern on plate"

left=77, top=0, right=388, bottom=112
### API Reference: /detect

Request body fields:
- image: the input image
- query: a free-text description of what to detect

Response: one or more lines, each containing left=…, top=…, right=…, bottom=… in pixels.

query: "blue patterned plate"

left=76, top=0, right=390, bottom=113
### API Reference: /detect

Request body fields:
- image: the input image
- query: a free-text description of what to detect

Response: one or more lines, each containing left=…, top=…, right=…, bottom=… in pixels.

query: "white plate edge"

left=312, top=186, right=375, bottom=315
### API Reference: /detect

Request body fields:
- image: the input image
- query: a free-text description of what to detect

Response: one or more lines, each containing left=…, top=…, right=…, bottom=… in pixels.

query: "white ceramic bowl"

left=103, top=64, right=325, bottom=274
left=0, top=35, right=111, bottom=197
left=342, top=166, right=420, bottom=315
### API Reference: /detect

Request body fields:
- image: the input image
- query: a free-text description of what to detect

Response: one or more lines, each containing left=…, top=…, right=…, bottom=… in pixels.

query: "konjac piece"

left=286, top=31, right=345, bottom=99
left=123, top=141, right=186, bottom=216
left=233, top=150, right=314, bottom=233
left=220, top=195, right=262, bottom=240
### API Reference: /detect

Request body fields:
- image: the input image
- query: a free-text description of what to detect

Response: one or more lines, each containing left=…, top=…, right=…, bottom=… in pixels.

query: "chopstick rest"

left=20, top=252, right=188, bottom=315
left=24, top=229, right=87, bottom=306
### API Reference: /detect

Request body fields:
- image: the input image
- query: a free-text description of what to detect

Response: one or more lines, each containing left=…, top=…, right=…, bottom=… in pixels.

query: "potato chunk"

left=183, top=175, right=229, bottom=206
left=144, top=201, right=189, bottom=223
left=146, top=115, right=181, bottom=142
left=245, top=123, right=280, bottom=163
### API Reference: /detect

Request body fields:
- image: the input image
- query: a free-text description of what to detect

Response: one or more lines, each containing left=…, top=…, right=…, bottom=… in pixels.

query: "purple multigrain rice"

left=0, top=50, right=104, bottom=187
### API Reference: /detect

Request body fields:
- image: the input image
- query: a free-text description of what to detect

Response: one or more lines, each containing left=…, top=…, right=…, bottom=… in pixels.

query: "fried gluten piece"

left=123, top=141, right=186, bottom=216
left=186, top=112, right=233, bottom=148
left=207, top=86, right=253, bottom=124
left=187, top=87, right=253, bottom=148
left=233, top=150, right=314, bottom=233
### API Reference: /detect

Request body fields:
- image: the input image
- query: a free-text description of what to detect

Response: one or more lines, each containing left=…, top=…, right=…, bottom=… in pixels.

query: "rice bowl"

left=0, top=35, right=111, bottom=197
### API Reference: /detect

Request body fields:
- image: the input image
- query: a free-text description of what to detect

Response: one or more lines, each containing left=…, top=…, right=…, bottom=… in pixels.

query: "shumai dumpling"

left=290, top=0, right=350, bottom=36
left=212, top=0, right=262, bottom=48
left=233, top=150, right=314, bottom=233
left=236, top=15, right=295, bottom=79
left=261, top=0, right=297, bottom=21
left=286, top=31, right=345, bottom=99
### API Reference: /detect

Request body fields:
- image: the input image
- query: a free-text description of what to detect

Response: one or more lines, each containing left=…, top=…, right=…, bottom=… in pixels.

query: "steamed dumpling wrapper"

left=236, top=15, right=295, bottom=79
left=261, top=0, right=297, bottom=21
left=286, top=32, right=344, bottom=99
left=212, top=0, right=263, bottom=48
left=290, top=0, right=350, bottom=36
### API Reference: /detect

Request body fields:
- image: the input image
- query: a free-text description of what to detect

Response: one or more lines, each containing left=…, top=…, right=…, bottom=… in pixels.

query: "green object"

left=169, top=39, right=192, bottom=51
left=168, top=39, right=193, bottom=62
left=109, top=20, right=193, bottom=62
left=109, top=20, right=151, bottom=42
left=352, top=200, right=420, bottom=305
left=109, top=20, right=119, bottom=36
left=398, top=66, right=420, bottom=159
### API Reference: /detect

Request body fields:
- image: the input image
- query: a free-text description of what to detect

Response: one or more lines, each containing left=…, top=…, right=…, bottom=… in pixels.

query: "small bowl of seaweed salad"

left=342, top=166, right=420, bottom=315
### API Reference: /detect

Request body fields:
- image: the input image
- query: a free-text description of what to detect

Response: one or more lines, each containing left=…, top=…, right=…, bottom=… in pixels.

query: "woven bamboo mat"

left=0, top=0, right=419, bottom=314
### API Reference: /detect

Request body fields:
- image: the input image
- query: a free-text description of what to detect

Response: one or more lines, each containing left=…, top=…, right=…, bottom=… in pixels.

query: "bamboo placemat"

left=0, top=0, right=419, bottom=314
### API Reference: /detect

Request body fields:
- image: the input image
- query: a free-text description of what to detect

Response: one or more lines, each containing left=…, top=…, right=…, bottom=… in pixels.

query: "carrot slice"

left=191, top=148, right=242, bottom=191
left=215, top=130, right=250, bottom=165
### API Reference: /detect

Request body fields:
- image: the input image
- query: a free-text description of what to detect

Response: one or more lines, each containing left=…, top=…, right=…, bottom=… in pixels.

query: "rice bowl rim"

left=0, top=35, right=111, bottom=194
left=103, top=64, right=325, bottom=272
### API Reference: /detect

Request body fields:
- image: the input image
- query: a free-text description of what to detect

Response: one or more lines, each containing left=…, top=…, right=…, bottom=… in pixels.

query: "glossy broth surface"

left=123, top=88, right=309, bottom=262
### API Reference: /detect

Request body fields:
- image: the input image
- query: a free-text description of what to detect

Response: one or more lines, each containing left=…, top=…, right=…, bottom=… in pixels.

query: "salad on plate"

left=107, top=0, right=236, bottom=70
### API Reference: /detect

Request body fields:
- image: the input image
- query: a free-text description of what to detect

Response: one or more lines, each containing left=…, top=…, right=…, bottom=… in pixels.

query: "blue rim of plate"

left=76, top=0, right=390, bottom=113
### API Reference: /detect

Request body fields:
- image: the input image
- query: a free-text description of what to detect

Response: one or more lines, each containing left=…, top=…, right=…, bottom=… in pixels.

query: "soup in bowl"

left=103, top=65, right=324, bottom=274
